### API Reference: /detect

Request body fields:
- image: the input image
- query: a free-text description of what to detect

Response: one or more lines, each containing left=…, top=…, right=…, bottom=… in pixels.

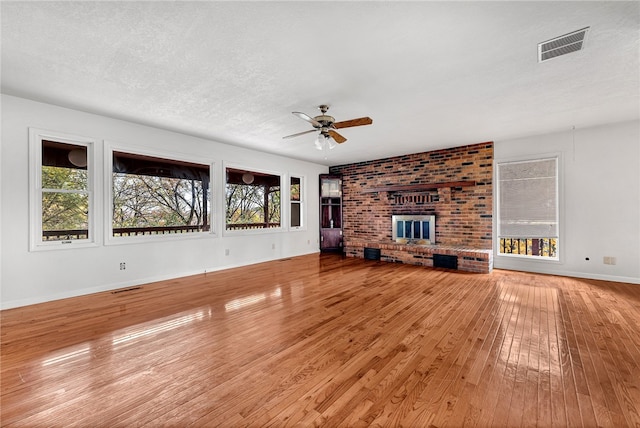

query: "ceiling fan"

left=283, top=105, right=372, bottom=150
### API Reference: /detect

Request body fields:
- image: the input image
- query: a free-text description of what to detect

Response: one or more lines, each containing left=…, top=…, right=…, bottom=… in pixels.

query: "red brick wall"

left=329, top=142, right=493, bottom=249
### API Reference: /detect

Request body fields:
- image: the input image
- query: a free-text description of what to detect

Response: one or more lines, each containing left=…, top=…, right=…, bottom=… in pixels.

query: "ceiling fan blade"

left=328, top=130, right=347, bottom=144
left=292, top=112, right=322, bottom=128
left=333, top=117, right=373, bottom=129
left=283, top=129, right=318, bottom=139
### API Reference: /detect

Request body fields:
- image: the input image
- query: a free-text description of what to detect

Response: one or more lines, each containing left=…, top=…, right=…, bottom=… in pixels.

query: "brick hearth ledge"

left=345, top=240, right=493, bottom=274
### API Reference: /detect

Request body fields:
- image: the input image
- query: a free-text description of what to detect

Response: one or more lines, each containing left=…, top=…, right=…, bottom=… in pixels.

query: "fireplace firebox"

left=392, top=215, right=436, bottom=245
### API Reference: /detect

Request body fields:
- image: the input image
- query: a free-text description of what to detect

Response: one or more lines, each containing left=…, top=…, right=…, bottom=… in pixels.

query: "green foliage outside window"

left=41, top=165, right=89, bottom=239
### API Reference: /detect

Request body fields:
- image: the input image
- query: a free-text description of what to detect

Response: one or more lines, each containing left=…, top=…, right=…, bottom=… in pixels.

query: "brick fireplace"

left=329, top=142, right=493, bottom=273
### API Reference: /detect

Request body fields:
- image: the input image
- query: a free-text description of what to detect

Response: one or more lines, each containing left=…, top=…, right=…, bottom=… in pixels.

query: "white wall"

left=494, top=120, right=640, bottom=284
left=3, top=96, right=637, bottom=309
left=1, top=95, right=327, bottom=309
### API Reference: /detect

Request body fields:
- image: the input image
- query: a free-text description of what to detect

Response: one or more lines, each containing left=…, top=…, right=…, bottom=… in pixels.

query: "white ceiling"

left=2, top=1, right=638, bottom=166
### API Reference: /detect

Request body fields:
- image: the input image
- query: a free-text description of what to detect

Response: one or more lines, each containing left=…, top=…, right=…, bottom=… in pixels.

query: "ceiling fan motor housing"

left=314, top=105, right=334, bottom=128
left=316, top=106, right=339, bottom=141
left=314, top=115, right=335, bottom=128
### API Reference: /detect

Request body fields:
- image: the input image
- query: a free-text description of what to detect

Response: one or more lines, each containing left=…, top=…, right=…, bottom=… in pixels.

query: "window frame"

left=29, top=128, right=97, bottom=251
left=289, top=174, right=306, bottom=231
left=104, top=141, right=215, bottom=245
left=223, top=162, right=283, bottom=236
left=495, top=154, right=562, bottom=263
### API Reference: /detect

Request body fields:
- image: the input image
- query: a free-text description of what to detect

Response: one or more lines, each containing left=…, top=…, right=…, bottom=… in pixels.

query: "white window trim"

left=494, top=153, right=563, bottom=265
left=289, top=173, right=306, bottom=231
left=29, top=128, right=98, bottom=251
left=222, top=162, right=284, bottom=237
left=104, top=141, right=215, bottom=246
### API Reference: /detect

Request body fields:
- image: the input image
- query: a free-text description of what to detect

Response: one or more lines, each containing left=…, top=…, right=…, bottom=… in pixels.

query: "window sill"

left=30, top=241, right=99, bottom=252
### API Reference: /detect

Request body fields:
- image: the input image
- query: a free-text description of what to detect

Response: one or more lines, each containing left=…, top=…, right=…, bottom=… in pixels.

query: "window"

left=225, top=167, right=281, bottom=231
left=496, top=157, right=559, bottom=259
left=290, top=176, right=303, bottom=228
left=29, top=129, right=95, bottom=250
left=110, top=150, right=211, bottom=238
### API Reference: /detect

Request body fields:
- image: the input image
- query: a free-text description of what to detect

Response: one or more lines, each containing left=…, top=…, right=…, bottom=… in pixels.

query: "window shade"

left=498, top=158, right=558, bottom=239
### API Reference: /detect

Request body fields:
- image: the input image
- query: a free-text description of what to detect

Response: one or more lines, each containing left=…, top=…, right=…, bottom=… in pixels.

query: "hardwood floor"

left=2, top=254, right=640, bottom=427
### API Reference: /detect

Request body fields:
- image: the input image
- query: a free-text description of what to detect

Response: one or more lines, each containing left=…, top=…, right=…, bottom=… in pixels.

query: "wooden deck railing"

left=499, top=237, right=557, bottom=258
left=226, top=222, right=280, bottom=230
left=43, top=229, right=89, bottom=241
left=112, top=225, right=210, bottom=236
left=43, top=223, right=280, bottom=240
left=43, top=225, right=210, bottom=240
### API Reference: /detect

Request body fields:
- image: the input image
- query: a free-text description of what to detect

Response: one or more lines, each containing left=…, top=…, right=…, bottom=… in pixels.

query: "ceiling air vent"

left=538, top=27, right=590, bottom=62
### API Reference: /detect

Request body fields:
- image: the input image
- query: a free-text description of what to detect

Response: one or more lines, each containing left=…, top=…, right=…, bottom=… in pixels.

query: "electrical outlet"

left=225, top=249, right=230, bottom=256
left=272, top=243, right=276, bottom=250
left=119, top=262, right=126, bottom=270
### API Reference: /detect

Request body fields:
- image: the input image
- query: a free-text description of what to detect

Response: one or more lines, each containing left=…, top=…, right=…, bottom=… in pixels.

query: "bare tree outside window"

left=225, top=168, right=281, bottom=230
left=112, top=152, right=210, bottom=236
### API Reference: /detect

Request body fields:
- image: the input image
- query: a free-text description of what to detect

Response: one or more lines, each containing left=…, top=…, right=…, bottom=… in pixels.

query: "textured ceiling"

left=2, top=1, right=638, bottom=166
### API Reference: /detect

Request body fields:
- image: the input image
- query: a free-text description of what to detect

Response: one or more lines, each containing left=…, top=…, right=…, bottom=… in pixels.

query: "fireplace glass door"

left=392, top=215, right=436, bottom=245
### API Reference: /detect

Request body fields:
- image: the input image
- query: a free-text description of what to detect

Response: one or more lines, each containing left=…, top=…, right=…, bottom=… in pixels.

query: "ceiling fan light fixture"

left=315, top=132, right=337, bottom=151
left=315, top=133, right=326, bottom=150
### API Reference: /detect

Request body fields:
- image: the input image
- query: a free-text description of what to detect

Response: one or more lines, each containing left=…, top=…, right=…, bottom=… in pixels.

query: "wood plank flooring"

left=2, top=254, right=640, bottom=427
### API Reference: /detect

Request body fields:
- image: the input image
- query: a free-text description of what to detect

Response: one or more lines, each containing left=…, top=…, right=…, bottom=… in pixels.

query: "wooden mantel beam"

left=362, top=181, right=476, bottom=193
